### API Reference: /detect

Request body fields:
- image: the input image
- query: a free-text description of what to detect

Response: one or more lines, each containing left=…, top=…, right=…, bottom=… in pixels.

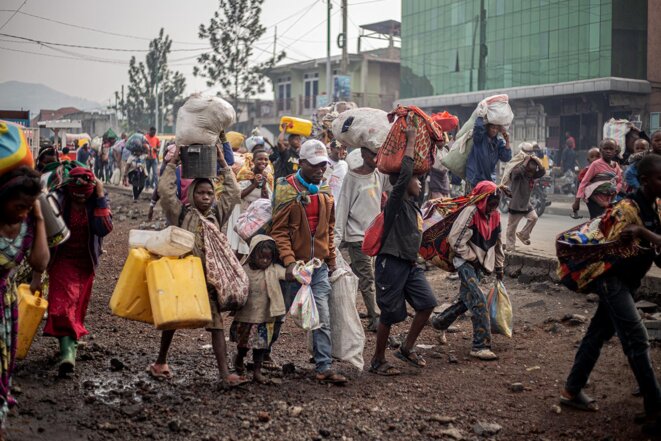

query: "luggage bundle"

left=175, top=93, right=237, bottom=179
left=441, top=94, right=513, bottom=178
left=0, top=120, right=34, bottom=176
left=377, top=105, right=443, bottom=175
left=331, top=107, right=391, bottom=151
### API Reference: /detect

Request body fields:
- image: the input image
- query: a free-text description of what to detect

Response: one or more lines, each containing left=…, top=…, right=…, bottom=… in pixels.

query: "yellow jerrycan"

left=146, top=255, right=212, bottom=330
left=16, top=284, right=48, bottom=360
left=280, top=116, right=313, bottom=137
left=109, top=247, right=154, bottom=324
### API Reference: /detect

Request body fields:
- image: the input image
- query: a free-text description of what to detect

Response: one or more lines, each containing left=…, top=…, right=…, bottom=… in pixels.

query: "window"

left=277, top=77, right=291, bottom=112
left=303, top=72, right=319, bottom=110
left=650, top=112, right=660, bottom=132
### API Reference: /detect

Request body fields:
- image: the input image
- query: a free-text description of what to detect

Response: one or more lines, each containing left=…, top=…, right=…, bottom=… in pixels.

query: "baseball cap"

left=299, top=139, right=329, bottom=165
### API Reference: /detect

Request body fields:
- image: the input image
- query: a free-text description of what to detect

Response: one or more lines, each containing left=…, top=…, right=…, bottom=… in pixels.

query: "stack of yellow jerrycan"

left=110, top=226, right=211, bottom=330
left=16, top=284, right=48, bottom=360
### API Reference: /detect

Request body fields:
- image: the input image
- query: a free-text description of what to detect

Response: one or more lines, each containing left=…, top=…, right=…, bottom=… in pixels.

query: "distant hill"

left=0, top=81, right=103, bottom=116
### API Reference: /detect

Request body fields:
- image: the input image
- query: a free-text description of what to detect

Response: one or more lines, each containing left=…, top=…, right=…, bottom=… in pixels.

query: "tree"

left=113, top=28, right=187, bottom=132
left=194, top=0, right=285, bottom=115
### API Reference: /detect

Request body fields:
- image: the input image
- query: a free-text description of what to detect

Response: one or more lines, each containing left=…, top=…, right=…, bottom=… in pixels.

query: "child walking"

left=560, top=154, right=661, bottom=436
left=150, top=144, right=247, bottom=387
left=505, top=155, right=545, bottom=251
left=230, top=235, right=286, bottom=384
left=431, top=181, right=504, bottom=360
left=573, top=139, right=623, bottom=218
left=369, top=126, right=438, bottom=376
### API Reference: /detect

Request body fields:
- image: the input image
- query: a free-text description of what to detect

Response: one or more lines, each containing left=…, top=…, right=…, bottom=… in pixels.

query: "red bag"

left=377, top=106, right=442, bottom=175
left=431, top=111, right=459, bottom=132
left=362, top=212, right=385, bottom=257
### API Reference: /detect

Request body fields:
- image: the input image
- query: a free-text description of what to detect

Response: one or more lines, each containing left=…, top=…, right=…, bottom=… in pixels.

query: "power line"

left=0, top=32, right=209, bottom=52
left=0, top=0, right=27, bottom=32
left=0, top=45, right=128, bottom=65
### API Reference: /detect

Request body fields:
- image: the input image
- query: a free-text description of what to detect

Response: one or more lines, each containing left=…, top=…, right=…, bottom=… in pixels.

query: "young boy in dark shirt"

left=369, top=126, right=438, bottom=375
left=561, top=154, right=661, bottom=436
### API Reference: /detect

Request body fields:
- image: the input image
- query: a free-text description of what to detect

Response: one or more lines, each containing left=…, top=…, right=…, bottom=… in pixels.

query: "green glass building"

left=399, top=0, right=653, bottom=150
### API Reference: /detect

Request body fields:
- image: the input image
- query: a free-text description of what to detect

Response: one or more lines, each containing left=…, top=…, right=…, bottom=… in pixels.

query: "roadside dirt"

left=6, top=189, right=660, bottom=441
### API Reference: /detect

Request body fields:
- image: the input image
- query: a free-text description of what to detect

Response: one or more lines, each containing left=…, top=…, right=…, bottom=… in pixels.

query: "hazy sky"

left=0, top=0, right=401, bottom=106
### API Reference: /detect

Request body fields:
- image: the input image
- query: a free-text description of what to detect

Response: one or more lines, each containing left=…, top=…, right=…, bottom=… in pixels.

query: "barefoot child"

left=230, top=235, right=286, bottom=384
left=369, top=126, right=438, bottom=376
left=150, top=145, right=246, bottom=387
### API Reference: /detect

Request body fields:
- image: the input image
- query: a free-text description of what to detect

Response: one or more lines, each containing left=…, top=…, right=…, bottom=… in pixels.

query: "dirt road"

left=7, top=190, right=659, bottom=440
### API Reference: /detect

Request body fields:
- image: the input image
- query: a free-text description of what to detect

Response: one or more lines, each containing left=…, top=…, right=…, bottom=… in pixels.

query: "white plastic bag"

left=234, top=198, right=272, bottom=242
left=455, top=94, right=513, bottom=140
left=176, top=93, right=236, bottom=146
left=603, top=118, right=631, bottom=152
left=110, top=168, right=121, bottom=185
left=329, top=252, right=365, bottom=370
left=331, top=107, right=391, bottom=150
left=289, top=259, right=322, bottom=331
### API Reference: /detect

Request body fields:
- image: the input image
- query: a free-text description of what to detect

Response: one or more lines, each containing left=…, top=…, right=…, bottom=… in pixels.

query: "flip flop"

left=560, top=390, right=598, bottom=411
left=394, top=348, right=427, bottom=368
left=368, top=360, right=401, bottom=376
left=147, top=363, right=172, bottom=380
left=221, top=374, right=250, bottom=389
left=316, top=370, right=348, bottom=385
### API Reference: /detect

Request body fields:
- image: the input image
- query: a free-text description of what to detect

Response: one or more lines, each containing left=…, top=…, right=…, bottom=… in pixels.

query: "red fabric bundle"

left=361, top=212, right=385, bottom=257
left=431, top=111, right=459, bottom=132
left=377, top=105, right=442, bottom=175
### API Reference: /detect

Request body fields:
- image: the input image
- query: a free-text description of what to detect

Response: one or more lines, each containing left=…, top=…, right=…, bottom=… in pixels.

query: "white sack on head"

left=176, top=93, right=236, bottom=146
left=331, top=107, right=391, bottom=151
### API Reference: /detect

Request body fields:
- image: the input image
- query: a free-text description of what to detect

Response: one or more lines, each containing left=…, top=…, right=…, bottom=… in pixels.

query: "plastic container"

left=143, top=226, right=195, bottom=257
left=109, top=248, right=154, bottom=324
left=38, top=192, right=70, bottom=248
left=280, top=116, right=313, bottom=137
left=146, top=256, right=212, bottom=330
left=181, top=144, right=217, bottom=179
left=16, top=284, right=48, bottom=360
left=128, top=229, right=158, bottom=249
left=0, top=120, right=34, bottom=175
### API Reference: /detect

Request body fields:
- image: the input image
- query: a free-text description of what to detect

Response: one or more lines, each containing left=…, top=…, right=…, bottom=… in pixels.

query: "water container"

left=146, top=256, right=212, bottom=330
left=280, top=116, right=313, bottom=137
left=38, top=192, right=70, bottom=248
left=144, top=226, right=195, bottom=257
left=109, top=248, right=154, bottom=324
left=128, top=229, right=158, bottom=249
left=16, top=284, right=48, bottom=360
left=181, top=144, right=217, bottom=179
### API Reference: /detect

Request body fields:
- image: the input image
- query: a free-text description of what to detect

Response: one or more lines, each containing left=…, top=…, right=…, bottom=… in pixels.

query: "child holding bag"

left=150, top=144, right=249, bottom=388
left=230, top=235, right=286, bottom=384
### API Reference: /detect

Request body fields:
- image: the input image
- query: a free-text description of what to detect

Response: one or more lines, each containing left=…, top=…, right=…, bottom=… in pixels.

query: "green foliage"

left=194, top=0, right=285, bottom=115
left=113, top=29, right=187, bottom=131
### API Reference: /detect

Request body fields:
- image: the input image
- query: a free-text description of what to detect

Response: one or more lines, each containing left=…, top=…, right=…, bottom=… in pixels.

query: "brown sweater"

left=270, top=179, right=336, bottom=268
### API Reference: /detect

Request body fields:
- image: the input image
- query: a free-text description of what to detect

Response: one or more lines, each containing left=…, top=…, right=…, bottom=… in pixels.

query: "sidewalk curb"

left=506, top=251, right=661, bottom=302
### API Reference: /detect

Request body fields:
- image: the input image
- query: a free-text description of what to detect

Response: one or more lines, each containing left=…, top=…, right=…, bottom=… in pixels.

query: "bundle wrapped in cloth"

left=377, top=105, right=442, bottom=175
left=176, top=93, right=236, bottom=146
left=0, top=120, right=34, bottom=176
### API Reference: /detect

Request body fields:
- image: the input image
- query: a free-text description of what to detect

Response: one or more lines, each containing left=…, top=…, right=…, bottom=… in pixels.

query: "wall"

left=648, top=0, right=661, bottom=122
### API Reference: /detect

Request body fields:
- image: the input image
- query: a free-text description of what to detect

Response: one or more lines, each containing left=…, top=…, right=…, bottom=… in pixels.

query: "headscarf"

left=65, top=167, right=96, bottom=198
left=43, top=159, right=87, bottom=191
left=469, top=181, right=501, bottom=241
left=245, top=136, right=265, bottom=152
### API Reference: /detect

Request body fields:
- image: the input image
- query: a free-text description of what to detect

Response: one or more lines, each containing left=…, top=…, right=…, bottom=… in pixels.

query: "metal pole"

left=340, top=0, right=348, bottom=75
left=477, top=0, right=487, bottom=90
left=154, top=52, right=160, bottom=132
left=326, top=0, right=332, bottom=102
left=273, top=25, right=277, bottom=59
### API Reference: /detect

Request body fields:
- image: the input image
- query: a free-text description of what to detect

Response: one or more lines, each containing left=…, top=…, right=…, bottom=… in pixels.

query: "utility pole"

left=340, top=0, right=348, bottom=75
left=477, top=0, right=487, bottom=90
left=160, top=87, right=165, bottom=134
left=154, top=51, right=161, bottom=132
left=326, top=0, right=332, bottom=102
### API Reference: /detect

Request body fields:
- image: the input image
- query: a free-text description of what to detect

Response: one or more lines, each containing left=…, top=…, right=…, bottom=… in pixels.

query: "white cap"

left=299, top=139, right=330, bottom=165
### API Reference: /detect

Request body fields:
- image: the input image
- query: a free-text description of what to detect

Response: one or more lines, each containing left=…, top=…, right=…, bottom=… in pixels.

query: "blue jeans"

left=271, top=264, right=333, bottom=373
left=146, top=158, right=159, bottom=188
left=457, top=263, right=492, bottom=350
left=566, top=275, right=661, bottom=415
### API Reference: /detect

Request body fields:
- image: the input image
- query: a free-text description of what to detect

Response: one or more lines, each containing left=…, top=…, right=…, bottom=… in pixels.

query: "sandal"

left=560, top=390, right=598, bottom=411
left=262, top=356, right=280, bottom=371
left=147, top=363, right=172, bottom=380
left=394, top=348, right=427, bottom=368
left=368, top=360, right=401, bottom=376
left=516, top=232, right=531, bottom=246
left=221, top=373, right=250, bottom=389
left=316, top=370, right=348, bottom=385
